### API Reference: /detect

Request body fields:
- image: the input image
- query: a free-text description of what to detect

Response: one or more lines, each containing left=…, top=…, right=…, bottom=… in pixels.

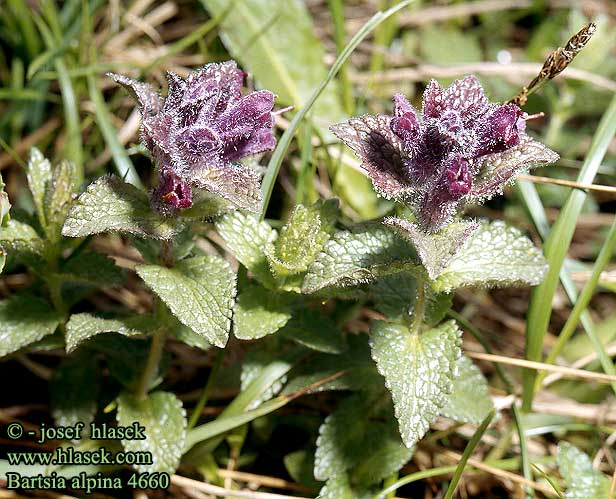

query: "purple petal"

left=107, top=73, right=163, bottom=116
left=422, top=79, right=445, bottom=118
left=330, top=115, right=414, bottom=200
left=182, top=61, right=243, bottom=115
left=415, top=156, right=472, bottom=232
left=475, top=104, right=524, bottom=157
left=224, top=129, right=277, bottom=162
left=442, top=75, right=490, bottom=123
left=153, top=169, right=193, bottom=212
left=444, top=156, right=472, bottom=198
left=176, top=125, right=222, bottom=168
left=390, top=93, right=421, bottom=145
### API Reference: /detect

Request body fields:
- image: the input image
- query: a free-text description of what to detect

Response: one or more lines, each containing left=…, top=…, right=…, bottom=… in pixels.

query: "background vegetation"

left=0, top=0, right=615, bottom=498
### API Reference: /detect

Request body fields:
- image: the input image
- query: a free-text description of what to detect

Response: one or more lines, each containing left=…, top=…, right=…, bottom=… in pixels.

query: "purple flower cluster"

left=331, top=76, right=558, bottom=232
left=109, top=61, right=276, bottom=214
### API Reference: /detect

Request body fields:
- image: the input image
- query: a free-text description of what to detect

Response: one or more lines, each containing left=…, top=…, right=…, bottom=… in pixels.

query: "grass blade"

left=443, top=410, right=496, bottom=499
left=86, top=74, right=142, bottom=188
left=259, top=0, right=418, bottom=220
left=522, top=94, right=616, bottom=411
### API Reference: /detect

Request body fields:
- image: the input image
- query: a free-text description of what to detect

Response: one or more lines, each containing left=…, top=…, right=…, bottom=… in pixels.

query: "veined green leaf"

left=433, top=220, right=548, bottom=293
left=441, top=356, right=494, bottom=424
left=557, top=442, right=613, bottom=499
left=384, top=217, right=479, bottom=280
left=63, top=175, right=184, bottom=240
left=233, top=285, right=294, bottom=340
left=302, top=224, right=421, bottom=294
left=65, top=313, right=151, bottom=353
left=50, top=352, right=100, bottom=429
left=266, top=200, right=339, bottom=278
left=117, top=391, right=186, bottom=473
left=0, top=293, right=61, bottom=357
left=43, top=159, right=77, bottom=242
left=315, top=393, right=412, bottom=485
left=136, top=255, right=236, bottom=348
left=370, top=320, right=461, bottom=448
left=215, top=211, right=277, bottom=287
left=57, top=251, right=126, bottom=287
left=25, top=147, right=52, bottom=227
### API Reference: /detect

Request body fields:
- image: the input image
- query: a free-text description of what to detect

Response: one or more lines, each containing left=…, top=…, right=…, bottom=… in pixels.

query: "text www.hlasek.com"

left=7, top=446, right=152, bottom=466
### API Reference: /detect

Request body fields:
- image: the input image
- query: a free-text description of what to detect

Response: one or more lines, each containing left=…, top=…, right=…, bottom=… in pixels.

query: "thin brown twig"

left=516, top=174, right=616, bottom=194
left=216, top=470, right=311, bottom=493
left=171, top=474, right=313, bottom=499
left=466, top=351, right=616, bottom=384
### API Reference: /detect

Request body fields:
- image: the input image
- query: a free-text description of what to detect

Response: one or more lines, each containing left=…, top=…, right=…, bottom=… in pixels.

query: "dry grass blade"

left=216, top=470, right=311, bottom=493
left=516, top=174, right=616, bottom=195
left=466, top=351, right=616, bottom=384
left=172, top=475, right=312, bottom=499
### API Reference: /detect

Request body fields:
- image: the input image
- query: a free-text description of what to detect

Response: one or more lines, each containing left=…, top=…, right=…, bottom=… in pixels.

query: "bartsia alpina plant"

left=331, top=76, right=559, bottom=233
left=109, top=61, right=277, bottom=214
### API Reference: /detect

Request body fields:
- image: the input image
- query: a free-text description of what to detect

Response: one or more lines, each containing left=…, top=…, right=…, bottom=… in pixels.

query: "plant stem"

left=136, top=326, right=166, bottom=400
left=410, top=282, right=427, bottom=335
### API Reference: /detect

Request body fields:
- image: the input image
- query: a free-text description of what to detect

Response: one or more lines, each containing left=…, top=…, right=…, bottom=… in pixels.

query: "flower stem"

left=410, top=282, right=427, bottom=335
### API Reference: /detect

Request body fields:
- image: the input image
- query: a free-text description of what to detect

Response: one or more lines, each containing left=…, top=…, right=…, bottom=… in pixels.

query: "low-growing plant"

left=0, top=6, right=613, bottom=499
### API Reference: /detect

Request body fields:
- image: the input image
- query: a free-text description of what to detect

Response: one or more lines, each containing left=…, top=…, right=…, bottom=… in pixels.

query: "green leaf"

left=370, top=274, right=451, bottom=326
left=302, top=224, right=420, bottom=294
left=65, top=313, right=150, bottom=353
left=136, top=255, right=236, bottom=348
left=432, top=221, right=548, bottom=293
left=281, top=308, right=346, bottom=354
left=370, top=321, right=461, bottom=447
left=58, top=251, right=126, bottom=287
left=266, top=200, right=338, bottom=278
left=215, top=211, right=276, bottom=287
left=233, top=285, right=293, bottom=340
left=0, top=247, right=5, bottom=274
left=50, top=352, right=100, bottom=428
left=557, top=442, right=613, bottom=499
left=284, top=450, right=320, bottom=488
left=168, top=320, right=211, bottom=351
left=0, top=173, right=10, bottom=226
left=0, top=293, right=61, bottom=357
left=93, top=335, right=151, bottom=391
left=282, top=335, right=381, bottom=395
left=0, top=219, right=46, bottom=255
left=441, top=356, right=494, bottom=424
left=315, top=393, right=412, bottom=485
left=318, top=475, right=371, bottom=499
left=25, top=147, right=52, bottom=227
left=117, top=391, right=186, bottom=473
left=384, top=217, right=479, bottom=280
left=240, top=339, right=292, bottom=410
left=200, top=0, right=343, bottom=124
left=43, top=159, right=77, bottom=242
left=62, top=175, right=184, bottom=240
